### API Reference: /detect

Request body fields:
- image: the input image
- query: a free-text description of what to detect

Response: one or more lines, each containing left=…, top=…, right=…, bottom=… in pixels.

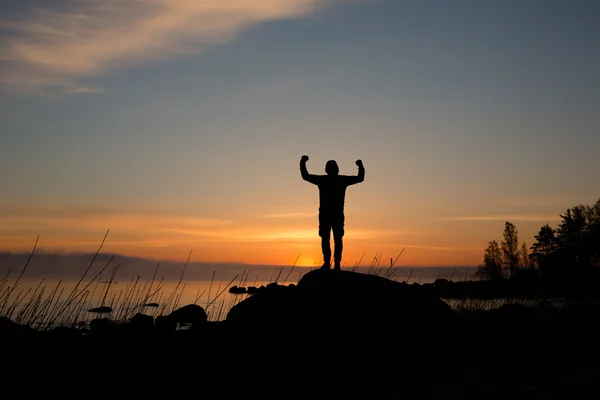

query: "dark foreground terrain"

left=2, top=269, right=600, bottom=400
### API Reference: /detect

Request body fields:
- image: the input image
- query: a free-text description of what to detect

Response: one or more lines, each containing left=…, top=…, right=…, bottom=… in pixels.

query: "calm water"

left=1, top=269, right=543, bottom=329
left=0, top=277, right=272, bottom=327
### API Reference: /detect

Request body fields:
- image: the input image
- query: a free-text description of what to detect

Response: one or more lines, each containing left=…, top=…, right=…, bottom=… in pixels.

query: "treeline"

left=476, top=197, right=600, bottom=284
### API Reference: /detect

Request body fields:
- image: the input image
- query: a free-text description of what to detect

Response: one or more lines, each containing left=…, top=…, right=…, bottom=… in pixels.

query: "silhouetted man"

left=300, top=155, right=365, bottom=270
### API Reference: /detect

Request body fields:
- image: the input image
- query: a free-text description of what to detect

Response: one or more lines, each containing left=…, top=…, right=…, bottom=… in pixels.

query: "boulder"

left=226, top=269, right=456, bottom=337
left=155, top=315, right=177, bottom=332
left=0, top=316, right=33, bottom=337
left=47, top=326, right=81, bottom=338
left=0, top=316, right=19, bottom=332
left=89, top=317, right=118, bottom=335
left=229, top=286, right=247, bottom=294
left=88, top=306, right=113, bottom=314
left=129, top=313, right=154, bottom=330
left=297, top=269, right=455, bottom=327
left=226, top=284, right=298, bottom=326
left=167, top=304, right=207, bottom=327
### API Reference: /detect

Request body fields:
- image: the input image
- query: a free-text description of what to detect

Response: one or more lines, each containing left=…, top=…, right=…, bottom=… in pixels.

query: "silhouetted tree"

left=529, top=198, right=600, bottom=282
left=530, top=224, right=557, bottom=276
left=476, top=240, right=503, bottom=281
left=589, top=199, right=600, bottom=268
left=556, top=206, right=588, bottom=271
left=501, top=222, right=520, bottom=278
left=477, top=198, right=600, bottom=287
left=554, top=200, right=600, bottom=276
left=519, top=242, right=530, bottom=269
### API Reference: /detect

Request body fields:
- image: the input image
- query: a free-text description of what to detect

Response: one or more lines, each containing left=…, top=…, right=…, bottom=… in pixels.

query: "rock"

left=49, top=326, right=81, bottom=336
left=155, top=315, right=177, bottom=332
left=226, top=284, right=298, bottom=326
left=0, top=316, right=33, bottom=337
left=129, top=313, right=154, bottom=330
left=229, top=286, right=247, bottom=294
left=88, top=306, right=113, bottom=314
left=226, top=269, right=456, bottom=337
left=0, top=317, right=37, bottom=351
left=298, top=269, right=454, bottom=325
left=89, top=318, right=118, bottom=334
left=0, top=316, right=19, bottom=332
left=433, top=278, right=449, bottom=287
left=168, top=304, right=207, bottom=327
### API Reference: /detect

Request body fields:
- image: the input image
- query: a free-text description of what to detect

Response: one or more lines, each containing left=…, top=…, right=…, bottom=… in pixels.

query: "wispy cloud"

left=0, top=204, right=399, bottom=250
left=375, top=242, right=482, bottom=251
left=439, top=215, right=561, bottom=222
left=218, top=228, right=400, bottom=243
left=0, top=0, right=325, bottom=95
left=501, top=195, right=584, bottom=209
left=0, top=205, right=232, bottom=245
left=400, top=244, right=481, bottom=252
left=261, top=212, right=315, bottom=219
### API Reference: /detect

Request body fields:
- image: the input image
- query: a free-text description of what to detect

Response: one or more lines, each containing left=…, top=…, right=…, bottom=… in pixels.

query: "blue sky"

left=1, top=0, right=598, bottom=267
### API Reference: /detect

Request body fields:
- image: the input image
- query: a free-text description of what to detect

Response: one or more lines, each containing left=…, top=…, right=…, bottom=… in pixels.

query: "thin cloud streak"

left=401, top=244, right=482, bottom=252
left=0, top=204, right=231, bottom=223
left=261, top=212, right=316, bottom=219
left=376, top=243, right=482, bottom=252
left=0, top=0, right=325, bottom=94
left=439, top=215, right=561, bottom=222
left=0, top=205, right=398, bottom=249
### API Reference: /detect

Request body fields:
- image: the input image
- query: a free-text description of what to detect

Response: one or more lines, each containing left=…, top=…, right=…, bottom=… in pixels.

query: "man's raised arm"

left=300, top=155, right=319, bottom=185
left=346, top=159, right=365, bottom=185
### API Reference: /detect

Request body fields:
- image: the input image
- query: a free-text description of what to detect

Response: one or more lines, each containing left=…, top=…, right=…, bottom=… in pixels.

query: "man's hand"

left=355, top=159, right=363, bottom=167
left=301, top=155, right=309, bottom=163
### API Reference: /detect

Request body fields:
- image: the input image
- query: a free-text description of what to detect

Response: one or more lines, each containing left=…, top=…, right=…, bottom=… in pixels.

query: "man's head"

left=325, top=160, right=339, bottom=176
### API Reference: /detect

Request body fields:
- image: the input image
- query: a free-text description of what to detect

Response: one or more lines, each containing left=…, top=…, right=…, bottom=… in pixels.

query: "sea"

left=0, top=252, right=481, bottom=328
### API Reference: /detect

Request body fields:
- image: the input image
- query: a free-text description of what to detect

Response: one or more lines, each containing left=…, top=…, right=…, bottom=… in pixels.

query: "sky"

left=1, top=0, right=599, bottom=269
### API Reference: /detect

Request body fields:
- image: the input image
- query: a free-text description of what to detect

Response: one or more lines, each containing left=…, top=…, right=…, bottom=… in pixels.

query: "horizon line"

left=0, top=249, right=478, bottom=269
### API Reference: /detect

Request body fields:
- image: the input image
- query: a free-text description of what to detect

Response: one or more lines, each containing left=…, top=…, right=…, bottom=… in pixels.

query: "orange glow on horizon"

left=0, top=205, right=547, bottom=267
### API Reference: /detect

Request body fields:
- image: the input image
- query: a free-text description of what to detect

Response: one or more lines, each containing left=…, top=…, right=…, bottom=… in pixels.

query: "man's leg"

left=332, top=214, right=345, bottom=271
left=319, top=214, right=332, bottom=269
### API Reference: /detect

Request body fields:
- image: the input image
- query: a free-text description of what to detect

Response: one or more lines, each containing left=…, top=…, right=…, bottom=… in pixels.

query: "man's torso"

left=317, top=176, right=349, bottom=214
